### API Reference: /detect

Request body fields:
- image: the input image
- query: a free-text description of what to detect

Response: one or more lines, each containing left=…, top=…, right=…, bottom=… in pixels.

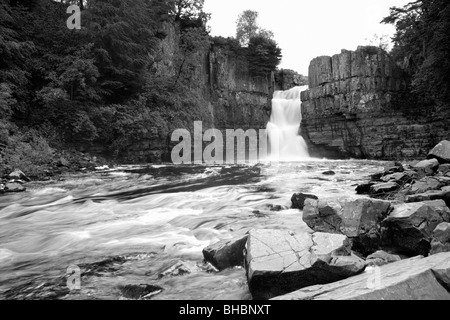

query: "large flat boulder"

left=203, top=235, right=248, bottom=270
left=428, top=140, right=450, bottom=164
left=382, top=200, right=450, bottom=256
left=245, top=229, right=365, bottom=300
left=303, top=198, right=392, bottom=255
left=273, top=252, right=450, bottom=300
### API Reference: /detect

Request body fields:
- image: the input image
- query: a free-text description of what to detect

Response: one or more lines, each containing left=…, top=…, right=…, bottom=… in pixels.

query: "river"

left=0, top=160, right=389, bottom=300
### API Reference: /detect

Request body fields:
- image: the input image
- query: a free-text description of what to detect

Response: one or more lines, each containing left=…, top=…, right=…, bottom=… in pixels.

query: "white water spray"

left=267, top=86, right=310, bottom=161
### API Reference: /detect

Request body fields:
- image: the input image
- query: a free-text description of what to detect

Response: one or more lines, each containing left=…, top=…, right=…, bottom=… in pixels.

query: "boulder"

left=370, top=182, right=400, bottom=195
left=406, top=189, right=450, bottom=207
left=409, top=177, right=442, bottom=195
left=382, top=200, right=450, bottom=256
left=157, top=261, right=195, bottom=279
left=5, top=183, right=26, bottom=193
left=273, top=252, right=450, bottom=300
left=303, top=198, right=392, bottom=255
left=384, top=165, right=404, bottom=175
left=381, top=171, right=417, bottom=183
left=202, top=235, right=248, bottom=270
left=431, top=223, right=450, bottom=255
left=428, top=140, right=450, bottom=164
left=365, top=250, right=401, bottom=267
left=413, top=159, right=440, bottom=176
left=439, top=164, right=450, bottom=175
left=339, top=199, right=392, bottom=255
left=7, top=169, right=30, bottom=182
left=119, top=284, right=163, bottom=300
left=370, top=172, right=384, bottom=181
left=291, top=193, right=318, bottom=210
left=57, top=157, right=70, bottom=167
left=302, top=198, right=344, bottom=234
left=245, top=229, right=365, bottom=300
left=356, top=182, right=375, bottom=195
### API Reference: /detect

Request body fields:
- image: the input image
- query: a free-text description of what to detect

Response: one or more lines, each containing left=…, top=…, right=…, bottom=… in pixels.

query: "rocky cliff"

left=118, top=24, right=272, bottom=163
left=274, top=69, right=308, bottom=91
left=301, top=46, right=450, bottom=160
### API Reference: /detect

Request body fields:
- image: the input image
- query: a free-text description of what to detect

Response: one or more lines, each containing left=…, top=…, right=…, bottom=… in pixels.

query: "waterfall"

left=267, top=86, right=310, bottom=161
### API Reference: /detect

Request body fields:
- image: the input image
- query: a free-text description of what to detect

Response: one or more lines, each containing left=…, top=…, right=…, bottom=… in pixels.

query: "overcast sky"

left=204, top=0, right=411, bottom=75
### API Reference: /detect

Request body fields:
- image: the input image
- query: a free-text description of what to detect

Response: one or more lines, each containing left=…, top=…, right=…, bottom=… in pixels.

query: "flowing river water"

left=0, top=161, right=389, bottom=300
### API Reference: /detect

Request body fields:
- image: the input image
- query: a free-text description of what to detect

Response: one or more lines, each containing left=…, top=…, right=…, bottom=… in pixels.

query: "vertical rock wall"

left=301, top=46, right=450, bottom=159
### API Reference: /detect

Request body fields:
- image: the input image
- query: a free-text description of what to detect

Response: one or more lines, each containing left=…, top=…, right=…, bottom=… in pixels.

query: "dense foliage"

left=383, top=0, right=450, bottom=107
left=0, top=1, right=286, bottom=176
left=0, top=0, right=213, bottom=175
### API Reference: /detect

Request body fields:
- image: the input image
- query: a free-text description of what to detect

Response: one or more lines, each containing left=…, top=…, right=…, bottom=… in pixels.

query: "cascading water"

left=267, top=86, right=310, bottom=161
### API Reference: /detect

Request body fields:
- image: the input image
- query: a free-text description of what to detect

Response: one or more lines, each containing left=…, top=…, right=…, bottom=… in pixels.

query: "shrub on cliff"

left=246, top=36, right=282, bottom=77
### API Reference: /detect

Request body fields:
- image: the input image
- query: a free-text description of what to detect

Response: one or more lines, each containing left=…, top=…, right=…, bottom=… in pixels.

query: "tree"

left=84, top=0, right=172, bottom=102
left=366, top=34, right=391, bottom=52
left=236, top=10, right=274, bottom=47
left=171, top=0, right=205, bottom=21
left=247, top=35, right=282, bottom=77
left=0, top=1, right=35, bottom=116
left=383, top=0, right=450, bottom=105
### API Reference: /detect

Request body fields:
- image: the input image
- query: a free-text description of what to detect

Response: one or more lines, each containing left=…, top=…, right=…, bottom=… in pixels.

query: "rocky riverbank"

left=200, top=140, right=450, bottom=300
left=0, top=150, right=114, bottom=194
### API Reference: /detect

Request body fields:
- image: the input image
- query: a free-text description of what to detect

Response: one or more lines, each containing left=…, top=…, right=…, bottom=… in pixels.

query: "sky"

left=204, top=0, right=412, bottom=75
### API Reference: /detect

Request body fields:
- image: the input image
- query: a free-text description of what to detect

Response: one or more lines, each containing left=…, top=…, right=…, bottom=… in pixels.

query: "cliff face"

left=119, top=24, right=272, bottom=163
left=208, top=47, right=271, bottom=131
left=301, top=46, right=450, bottom=160
left=274, top=69, right=308, bottom=91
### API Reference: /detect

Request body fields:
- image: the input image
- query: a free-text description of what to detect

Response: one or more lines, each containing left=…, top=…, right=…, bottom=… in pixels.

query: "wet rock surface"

left=273, top=253, right=450, bottom=300
left=203, top=235, right=248, bottom=270
left=245, top=229, right=365, bottom=300
left=119, top=284, right=164, bottom=300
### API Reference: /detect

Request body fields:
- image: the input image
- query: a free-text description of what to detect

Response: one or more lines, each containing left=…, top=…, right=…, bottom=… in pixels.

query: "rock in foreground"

left=245, top=229, right=365, bottom=300
left=382, top=200, right=450, bottom=256
left=203, top=235, right=248, bottom=270
left=303, top=198, right=392, bottom=255
left=273, top=252, right=450, bottom=300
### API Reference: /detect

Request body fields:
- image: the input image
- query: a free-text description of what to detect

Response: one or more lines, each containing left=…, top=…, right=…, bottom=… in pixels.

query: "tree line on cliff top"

left=0, top=0, right=282, bottom=176
left=383, top=0, right=450, bottom=108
